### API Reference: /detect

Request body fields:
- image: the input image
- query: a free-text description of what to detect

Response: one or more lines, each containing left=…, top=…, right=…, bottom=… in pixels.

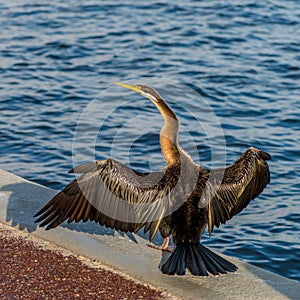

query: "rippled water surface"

left=0, top=1, right=299, bottom=281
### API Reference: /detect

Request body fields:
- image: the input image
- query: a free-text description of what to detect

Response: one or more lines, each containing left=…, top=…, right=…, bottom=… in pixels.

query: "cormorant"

left=34, top=82, right=271, bottom=276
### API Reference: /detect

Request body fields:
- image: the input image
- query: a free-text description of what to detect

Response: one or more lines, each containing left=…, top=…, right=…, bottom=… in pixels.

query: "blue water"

left=0, top=1, right=299, bottom=281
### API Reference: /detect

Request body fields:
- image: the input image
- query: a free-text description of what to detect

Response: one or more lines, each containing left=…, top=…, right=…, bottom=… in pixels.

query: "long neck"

left=155, top=100, right=181, bottom=166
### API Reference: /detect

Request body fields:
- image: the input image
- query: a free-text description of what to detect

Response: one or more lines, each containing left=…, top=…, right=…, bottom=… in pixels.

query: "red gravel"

left=0, top=224, right=170, bottom=300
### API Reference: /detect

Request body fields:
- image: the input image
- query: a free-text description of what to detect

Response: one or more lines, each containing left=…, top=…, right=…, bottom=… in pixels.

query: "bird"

left=34, top=82, right=271, bottom=276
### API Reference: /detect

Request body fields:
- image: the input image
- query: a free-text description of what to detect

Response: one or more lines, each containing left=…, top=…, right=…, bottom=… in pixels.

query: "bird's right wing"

left=203, top=147, right=271, bottom=235
left=34, top=158, right=180, bottom=240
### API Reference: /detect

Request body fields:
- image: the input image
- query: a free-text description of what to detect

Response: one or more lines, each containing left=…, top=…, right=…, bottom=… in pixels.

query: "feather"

left=206, top=147, right=271, bottom=233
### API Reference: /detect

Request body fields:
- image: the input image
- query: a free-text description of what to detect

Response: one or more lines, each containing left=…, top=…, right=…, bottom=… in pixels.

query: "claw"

left=147, top=237, right=175, bottom=253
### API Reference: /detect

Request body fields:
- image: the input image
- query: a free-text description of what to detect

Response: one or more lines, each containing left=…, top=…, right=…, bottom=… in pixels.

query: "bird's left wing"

left=34, top=158, right=179, bottom=240
left=203, top=147, right=271, bottom=235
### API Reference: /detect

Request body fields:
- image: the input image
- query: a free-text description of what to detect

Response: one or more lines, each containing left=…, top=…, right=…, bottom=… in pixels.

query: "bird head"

left=115, top=82, right=178, bottom=122
left=114, top=82, right=162, bottom=104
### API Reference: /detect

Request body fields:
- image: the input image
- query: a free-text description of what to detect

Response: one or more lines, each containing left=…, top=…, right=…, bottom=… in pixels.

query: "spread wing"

left=34, top=158, right=179, bottom=240
left=204, top=147, right=271, bottom=234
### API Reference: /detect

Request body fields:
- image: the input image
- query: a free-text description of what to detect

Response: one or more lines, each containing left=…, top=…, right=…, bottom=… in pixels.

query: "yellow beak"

left=114, top=82, right=141, bottom=93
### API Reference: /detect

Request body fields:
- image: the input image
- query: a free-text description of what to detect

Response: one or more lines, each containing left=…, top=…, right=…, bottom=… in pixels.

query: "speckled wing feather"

left=205, top=147, right=271, bottom=234
left=34, top=158, right=179, bottom=238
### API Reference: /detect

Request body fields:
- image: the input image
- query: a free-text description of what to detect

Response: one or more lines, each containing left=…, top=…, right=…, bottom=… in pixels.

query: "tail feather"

left=187, top=243, right=208, bottom=276
left=195, top=245, right=224, bottom=275
left=160, top=243, right=237, bottom=276
left=199, top=244, right=237, bottom=273
left=176, top=244, right=187, bottom=275
left=161, top=244, right=186, bottom=275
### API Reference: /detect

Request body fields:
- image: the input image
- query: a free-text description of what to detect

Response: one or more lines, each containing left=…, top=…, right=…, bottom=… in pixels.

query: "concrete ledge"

left=0, top=168, right=299, bottom=300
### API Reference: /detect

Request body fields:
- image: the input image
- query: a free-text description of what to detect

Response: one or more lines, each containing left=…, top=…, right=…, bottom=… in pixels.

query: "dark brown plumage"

left=34, top=82, right=271, bottom=276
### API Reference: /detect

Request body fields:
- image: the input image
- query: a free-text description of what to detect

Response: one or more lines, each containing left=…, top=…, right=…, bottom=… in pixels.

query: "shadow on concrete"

left=1, top=181, right=48, bottom=233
